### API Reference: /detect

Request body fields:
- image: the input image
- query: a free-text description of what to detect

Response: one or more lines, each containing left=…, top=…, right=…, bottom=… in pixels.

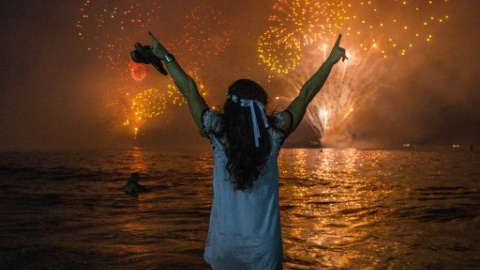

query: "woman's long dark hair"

left=222, top=79, right=272, bottom=190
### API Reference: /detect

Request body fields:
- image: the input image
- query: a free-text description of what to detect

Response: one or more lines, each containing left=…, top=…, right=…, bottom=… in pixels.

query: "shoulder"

left=271, top=111, right=293, bottom=135
left=202, top=109, right=224, bottom=135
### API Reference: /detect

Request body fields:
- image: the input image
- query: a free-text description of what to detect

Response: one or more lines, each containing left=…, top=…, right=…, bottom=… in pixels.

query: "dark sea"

left=0, top=148, right=479, bottom=269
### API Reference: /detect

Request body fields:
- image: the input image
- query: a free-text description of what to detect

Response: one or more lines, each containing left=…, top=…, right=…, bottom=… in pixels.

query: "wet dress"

left=202, top=110, right=286, bottom=270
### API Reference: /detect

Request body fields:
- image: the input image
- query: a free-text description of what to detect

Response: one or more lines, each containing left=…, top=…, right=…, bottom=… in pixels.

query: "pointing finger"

left=334, top=34, right=342, bottom=48
left=148, top=31, right=158, bottom=43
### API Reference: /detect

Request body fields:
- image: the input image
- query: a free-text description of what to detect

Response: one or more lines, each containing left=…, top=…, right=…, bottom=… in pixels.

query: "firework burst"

left=76, top=0, right=163, bottom=69
left=262, top=0, right=450, bottom=146
left=132, top=88, right=167, bottom=119
left=258, top=28, right=302, bottom=74
left=167, top=4, right=232, bottom=68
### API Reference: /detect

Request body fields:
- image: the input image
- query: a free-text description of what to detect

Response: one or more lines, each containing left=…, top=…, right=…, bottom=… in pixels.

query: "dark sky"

left=1, top=0, right=479, bottom=151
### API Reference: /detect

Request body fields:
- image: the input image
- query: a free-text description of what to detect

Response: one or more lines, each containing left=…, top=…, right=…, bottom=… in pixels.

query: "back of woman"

left=137, top=31, right=346, bottom=270
left=201, top=80, right=288, bottom=268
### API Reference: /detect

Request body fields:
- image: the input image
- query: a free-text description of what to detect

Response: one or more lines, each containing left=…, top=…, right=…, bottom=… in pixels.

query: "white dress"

left=202, top=109, right=286, bottom=270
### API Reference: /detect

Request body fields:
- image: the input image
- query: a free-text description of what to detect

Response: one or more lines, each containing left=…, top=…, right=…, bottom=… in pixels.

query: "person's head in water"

left=130, top=172, right=140, bottom=182
left=222, top=79, right=272, bottom=190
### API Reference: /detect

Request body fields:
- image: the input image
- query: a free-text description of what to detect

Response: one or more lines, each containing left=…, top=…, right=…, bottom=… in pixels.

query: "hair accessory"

left=229, top=94, right=269, bottom=147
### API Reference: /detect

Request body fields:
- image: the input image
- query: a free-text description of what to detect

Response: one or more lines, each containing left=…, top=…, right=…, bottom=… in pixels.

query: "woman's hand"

left=148, top=31, right=169, bottom=59
left=326, top=34, right=348, bottom=65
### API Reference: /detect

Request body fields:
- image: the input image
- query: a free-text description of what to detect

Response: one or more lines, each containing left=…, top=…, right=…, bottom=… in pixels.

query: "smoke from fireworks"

left=260, top=0, right=450, bottom=146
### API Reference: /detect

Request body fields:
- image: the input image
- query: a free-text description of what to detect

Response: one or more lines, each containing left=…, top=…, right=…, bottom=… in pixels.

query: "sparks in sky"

left=261, top=0, right=450, bottom=146
left=258, top=28, right=302, bottom=74
left=132, top=88, right=167, bottom=119
left=128, top=61, right=147, bottom=81
left=169, top=4, right=233, bottom=67
left=76, top=0, right=163, bottom=69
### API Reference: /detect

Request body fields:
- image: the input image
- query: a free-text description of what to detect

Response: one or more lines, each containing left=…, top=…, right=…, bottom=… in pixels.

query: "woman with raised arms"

left=138, top=31, right=346, bottom=269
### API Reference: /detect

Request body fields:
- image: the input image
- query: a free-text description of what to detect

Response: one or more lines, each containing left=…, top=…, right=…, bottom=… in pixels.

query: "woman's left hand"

left=326, top=34, right=348, bottom=64
left=149, top=31, right=169, bottom=59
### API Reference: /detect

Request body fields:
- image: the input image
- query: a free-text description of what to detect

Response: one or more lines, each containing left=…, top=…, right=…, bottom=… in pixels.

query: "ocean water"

left=0, top=148, right=479, bottom=269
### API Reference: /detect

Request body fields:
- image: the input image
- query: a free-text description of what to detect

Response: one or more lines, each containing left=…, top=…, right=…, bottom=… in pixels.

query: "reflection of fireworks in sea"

left=75, top=0, right=162, bottom=70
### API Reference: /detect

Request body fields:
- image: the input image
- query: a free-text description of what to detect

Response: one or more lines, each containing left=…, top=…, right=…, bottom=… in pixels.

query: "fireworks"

left=343, top=0, right=450, bottom=58
left=268, top=0, right=350, bottom=47
left=166, top=84, right=185, bottom=107
left=259, top=0, right=450, bottom=71
left=262, top=0, right=450, bottom=146
left=76, top=2, right=229, bottom=139
left=310, top=50, right=383, bottom=146
left=132, top=88, right=167, bottom=119
left=76, top=0, right=162, bottom=69
left=171, top=4, right=232, bottom=64
left=258, top=28, right=302, bottom=74
left=128, top=61, right=147, bottom=81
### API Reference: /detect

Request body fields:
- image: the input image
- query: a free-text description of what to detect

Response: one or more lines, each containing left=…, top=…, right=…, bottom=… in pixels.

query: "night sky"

left=1, top=0, right=479, bottom=150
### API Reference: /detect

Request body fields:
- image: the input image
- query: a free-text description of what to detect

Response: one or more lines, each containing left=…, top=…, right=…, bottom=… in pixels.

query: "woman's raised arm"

left=148, top=32, right=209, bottom=130
left=281, top=34, right=347, bottom=136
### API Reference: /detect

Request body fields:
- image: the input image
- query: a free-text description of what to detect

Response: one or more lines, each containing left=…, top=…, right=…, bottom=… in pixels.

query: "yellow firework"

left=344, top=0, right=450, bottom=58
left=258, top=28, right=302, bottom=74
left=165, top=70, right=207, bottom=106
left=265, top=0, right=449, bottom=58
left=132, top=88, right=167, bottom=119
left=166, top=84, right=185, bottom=107
left=269, top=0, right=351, bottom=47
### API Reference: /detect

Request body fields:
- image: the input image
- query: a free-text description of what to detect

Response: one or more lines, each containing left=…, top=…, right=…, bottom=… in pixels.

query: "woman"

left=144, top=32, right=346, bottom=269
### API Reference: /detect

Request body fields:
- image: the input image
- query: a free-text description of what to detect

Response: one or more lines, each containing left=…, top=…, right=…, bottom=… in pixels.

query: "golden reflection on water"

left=279, top=149, right=394, bottom=268
left=293, top=149, right=308, bottom=177
left=130, top=146, right=147, bottom=173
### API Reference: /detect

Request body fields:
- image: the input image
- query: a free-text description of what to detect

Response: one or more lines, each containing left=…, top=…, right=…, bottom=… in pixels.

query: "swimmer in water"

left=124, top=172, right=149, bottom=195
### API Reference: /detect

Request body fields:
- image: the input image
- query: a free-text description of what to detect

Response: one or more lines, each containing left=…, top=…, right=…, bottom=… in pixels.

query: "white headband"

left=228, top=94, right=269, bottom=148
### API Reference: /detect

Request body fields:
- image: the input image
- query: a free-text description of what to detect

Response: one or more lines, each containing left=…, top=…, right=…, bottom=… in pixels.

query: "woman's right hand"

left=148, top=31, right=169, bottom=59
left=327, top=34, right=348, bottom=65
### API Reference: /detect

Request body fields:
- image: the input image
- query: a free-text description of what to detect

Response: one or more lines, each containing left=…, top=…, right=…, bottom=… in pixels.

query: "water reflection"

left=129, top=146, right=147, bottom=172
left=279, top=149, right=395, bottom=269
left=1, top=149, right=478, bottom=268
